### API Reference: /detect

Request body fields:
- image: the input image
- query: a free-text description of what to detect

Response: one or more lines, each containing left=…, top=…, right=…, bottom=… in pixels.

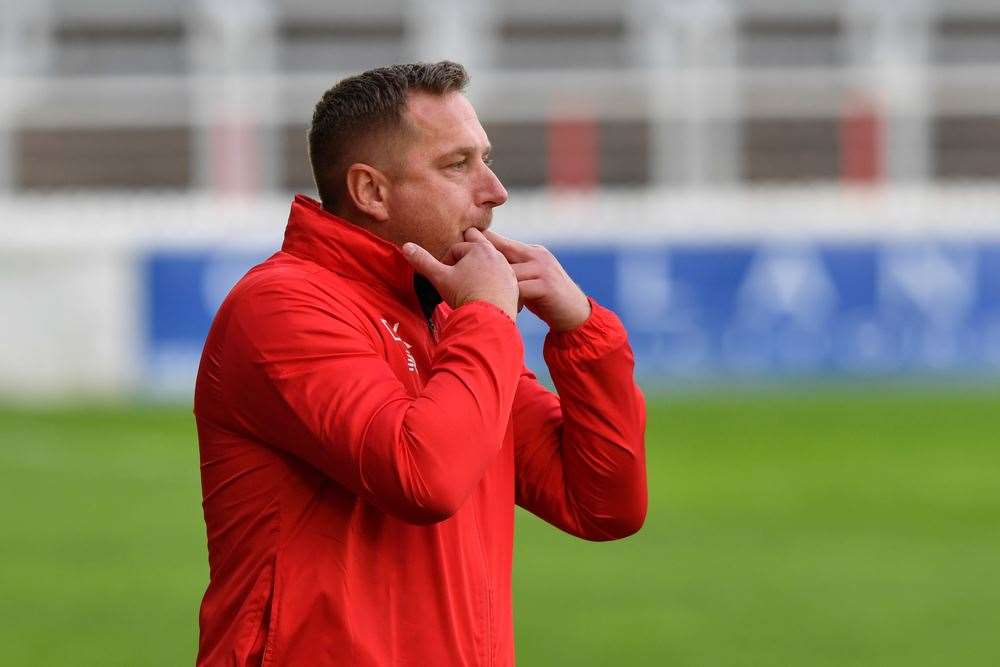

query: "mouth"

left=468, top=218, right=492, bottom=233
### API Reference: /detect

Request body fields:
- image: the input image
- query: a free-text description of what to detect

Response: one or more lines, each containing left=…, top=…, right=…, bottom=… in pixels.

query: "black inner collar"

left=413, top=273, right=443, bottom=321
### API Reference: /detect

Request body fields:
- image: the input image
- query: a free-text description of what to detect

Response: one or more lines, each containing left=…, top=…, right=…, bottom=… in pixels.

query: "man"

left=195, top=61, right=647, bottom=666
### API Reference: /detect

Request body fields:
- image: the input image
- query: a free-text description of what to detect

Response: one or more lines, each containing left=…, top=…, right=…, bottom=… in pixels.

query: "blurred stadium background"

left=1, top=1, right=998, bottom=665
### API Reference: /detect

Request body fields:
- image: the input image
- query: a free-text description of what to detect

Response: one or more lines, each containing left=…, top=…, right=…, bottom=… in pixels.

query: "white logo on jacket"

left=380, top=319, right=418, bottom=373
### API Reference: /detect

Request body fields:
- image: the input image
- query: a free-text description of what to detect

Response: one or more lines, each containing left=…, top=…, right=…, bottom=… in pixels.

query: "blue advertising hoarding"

left=143, top=241, right=1000, bottom=393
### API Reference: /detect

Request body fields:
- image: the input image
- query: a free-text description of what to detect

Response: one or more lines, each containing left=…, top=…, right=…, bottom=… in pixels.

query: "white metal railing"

left=2, top=65, right=1000, bottom=129
left=2, top=186, right=999, bottom=246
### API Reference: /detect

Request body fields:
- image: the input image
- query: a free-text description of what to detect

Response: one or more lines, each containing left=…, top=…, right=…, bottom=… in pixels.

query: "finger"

left=512, top=263, right=540, bottom=281
left=516, top=278, right=547, bottom=301
left=441, top=242, right=480, bottom=266
left=402, top=242, right=449, bottom=283
left=463, top=227, right=492, bottom=245
left=482, top=230, right=531, bottom=262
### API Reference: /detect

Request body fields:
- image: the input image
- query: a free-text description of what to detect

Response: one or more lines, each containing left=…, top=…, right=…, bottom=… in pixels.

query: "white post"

left=0, top=0, right=16, bottom=194
left=631, top=0, right=681, bottom=186
left=189, top=0, right=277, bottom=195
left=407, top=0, right=493, bottom=71
left=639, top=0, right=739, bottom=188
left=846, top=0, right=932, bottom=184
left=0, top=0, right=53, bottom=193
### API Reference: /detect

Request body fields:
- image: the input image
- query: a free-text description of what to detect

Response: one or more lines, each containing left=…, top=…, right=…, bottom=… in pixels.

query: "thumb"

left=482, top=229, right=528, bottom=261
left=463, top=227, right=490, bottom=244
left=402, top=242, right=449, bottom=283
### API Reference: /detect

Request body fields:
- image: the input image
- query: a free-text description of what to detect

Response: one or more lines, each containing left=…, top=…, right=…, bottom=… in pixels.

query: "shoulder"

left=221, top=252, right=374, bottom=338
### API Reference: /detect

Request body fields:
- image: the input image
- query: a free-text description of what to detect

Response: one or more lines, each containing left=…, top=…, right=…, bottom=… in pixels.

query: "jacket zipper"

left=471, top=502, right=494, bottom=666
left=429, top=312, right=492, bottom=664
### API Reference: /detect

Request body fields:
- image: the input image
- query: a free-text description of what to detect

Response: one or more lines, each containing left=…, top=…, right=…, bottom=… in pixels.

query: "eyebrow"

left=440, top=144, right=492, bottom=159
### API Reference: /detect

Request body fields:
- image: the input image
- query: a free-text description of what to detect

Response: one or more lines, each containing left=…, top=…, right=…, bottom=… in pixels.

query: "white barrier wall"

left=0, top=247, right=135, bottom=397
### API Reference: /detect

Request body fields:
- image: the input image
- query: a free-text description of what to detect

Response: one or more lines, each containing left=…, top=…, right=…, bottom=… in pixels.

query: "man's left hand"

left=483, top=230, right=591, bottom=332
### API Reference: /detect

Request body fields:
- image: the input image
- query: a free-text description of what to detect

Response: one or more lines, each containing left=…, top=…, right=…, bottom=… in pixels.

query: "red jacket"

left=194, top=194, right=647, bottom=666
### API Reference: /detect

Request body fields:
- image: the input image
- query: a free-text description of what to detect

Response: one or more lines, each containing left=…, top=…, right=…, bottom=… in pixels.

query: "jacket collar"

left=281, top=194, right=427, bottom=307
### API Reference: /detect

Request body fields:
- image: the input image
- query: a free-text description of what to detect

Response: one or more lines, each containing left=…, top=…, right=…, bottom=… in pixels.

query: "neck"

left=324, top=201, right=397, bottom=247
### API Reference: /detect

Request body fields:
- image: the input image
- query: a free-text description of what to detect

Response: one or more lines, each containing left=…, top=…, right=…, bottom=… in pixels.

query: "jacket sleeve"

left=513, top=298, right=648, bottom=541
left=218, top=275, right=524, bottom=525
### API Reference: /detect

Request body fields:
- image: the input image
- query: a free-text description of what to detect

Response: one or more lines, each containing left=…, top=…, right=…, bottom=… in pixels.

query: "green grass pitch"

left=2, top=387, right=998, bottom=666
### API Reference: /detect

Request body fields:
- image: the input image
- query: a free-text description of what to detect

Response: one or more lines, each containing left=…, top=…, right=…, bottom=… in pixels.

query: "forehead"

left=403, top=91, right=488, bottom=152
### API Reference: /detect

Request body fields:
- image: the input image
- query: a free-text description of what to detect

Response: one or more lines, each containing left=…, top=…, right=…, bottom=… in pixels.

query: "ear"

left=344, top=163, right=390, bottom=222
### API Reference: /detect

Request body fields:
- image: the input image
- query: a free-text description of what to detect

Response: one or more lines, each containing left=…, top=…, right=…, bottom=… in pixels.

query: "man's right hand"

left=402, top=228, right=519, bottom=321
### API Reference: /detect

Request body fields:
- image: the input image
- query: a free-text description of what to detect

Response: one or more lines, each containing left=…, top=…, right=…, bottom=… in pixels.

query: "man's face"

left=383, top=91, right=508, bottom=260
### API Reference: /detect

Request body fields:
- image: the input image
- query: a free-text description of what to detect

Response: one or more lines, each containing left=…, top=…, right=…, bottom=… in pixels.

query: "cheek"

left=417, top=184, right=467, bottom=225
left=394, top=177, right=470, bottom=244
left=400, top=176, right=454, bottom=209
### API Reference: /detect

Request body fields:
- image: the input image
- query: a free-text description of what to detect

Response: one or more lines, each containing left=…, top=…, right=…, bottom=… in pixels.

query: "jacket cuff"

left=453, top=299, right=517, bottom=325
left=445, top=300, right=522, bottom=344
left=543, top=297, right=628, bottom=360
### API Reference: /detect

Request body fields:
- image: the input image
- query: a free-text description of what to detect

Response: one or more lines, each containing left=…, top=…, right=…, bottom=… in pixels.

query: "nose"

left=477, top=163, right=508, bottom=209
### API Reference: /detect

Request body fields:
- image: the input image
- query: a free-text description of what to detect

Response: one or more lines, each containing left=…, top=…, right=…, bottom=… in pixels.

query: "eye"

left=483, top=155, right=495, bottom=167
left=448, top=159, right=468, bottom=170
